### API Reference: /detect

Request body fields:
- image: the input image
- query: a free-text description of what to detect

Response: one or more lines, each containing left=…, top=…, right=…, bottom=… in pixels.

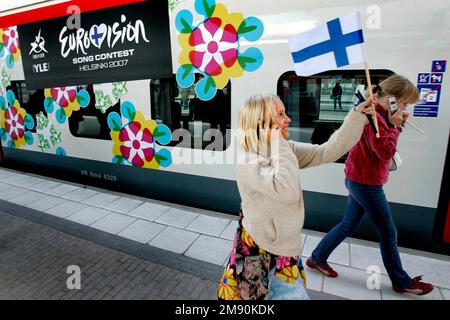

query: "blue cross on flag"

left=288, top=12, right=366, bottom=76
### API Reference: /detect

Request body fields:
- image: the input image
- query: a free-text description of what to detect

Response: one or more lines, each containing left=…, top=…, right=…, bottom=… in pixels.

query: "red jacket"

left=345, top=104, right=401, bottom=186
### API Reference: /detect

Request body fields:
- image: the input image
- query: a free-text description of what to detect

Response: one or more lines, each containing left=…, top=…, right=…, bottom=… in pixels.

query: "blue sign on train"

left=430, top=73, right=444, bottom=84
left=414, top=83, right=442, bottom=118
left=418, top=73, right=430, bottom=84
left=416, top=84, right=442, bottom=106
left=432, top=60, right=446, bottom=73
left=414, top=106, right=439, bottom=118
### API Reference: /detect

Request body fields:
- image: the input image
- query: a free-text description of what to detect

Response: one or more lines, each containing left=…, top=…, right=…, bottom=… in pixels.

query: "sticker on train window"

left=175, top=0, right=264, bottom=101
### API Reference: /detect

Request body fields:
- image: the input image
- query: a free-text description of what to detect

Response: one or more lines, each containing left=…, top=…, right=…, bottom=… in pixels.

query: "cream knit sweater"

left=236, top=110, right=368, bottom=257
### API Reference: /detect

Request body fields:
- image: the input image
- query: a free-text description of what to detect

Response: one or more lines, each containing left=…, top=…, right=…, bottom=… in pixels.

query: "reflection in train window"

left=8, top=81, right=46, bottom=133
left=150, top=75, right=231, bottom=150
left=277, top=70, right=394, bottom=163
left=68, top=85, right=119, bottom=140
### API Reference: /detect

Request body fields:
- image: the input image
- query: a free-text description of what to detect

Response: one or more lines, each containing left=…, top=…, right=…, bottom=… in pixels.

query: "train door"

left=434, top=131, right=450, bottom=244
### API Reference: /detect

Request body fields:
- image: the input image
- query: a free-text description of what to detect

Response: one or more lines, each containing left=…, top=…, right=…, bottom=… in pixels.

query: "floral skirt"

left=217, top=213, right=308, bottom=300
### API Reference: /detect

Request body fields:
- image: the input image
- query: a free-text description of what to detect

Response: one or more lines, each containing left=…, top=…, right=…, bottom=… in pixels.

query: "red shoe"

left=393, top=276, right=434, bottom=296
left=306, top=258, right=338, bottom=278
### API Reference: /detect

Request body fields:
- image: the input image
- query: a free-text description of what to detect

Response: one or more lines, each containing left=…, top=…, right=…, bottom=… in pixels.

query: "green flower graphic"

left=95, top=82, right=128, bottom=114
left=36, top=112, right=62, bottom=152
left=0, top=66, right=11, bottom=89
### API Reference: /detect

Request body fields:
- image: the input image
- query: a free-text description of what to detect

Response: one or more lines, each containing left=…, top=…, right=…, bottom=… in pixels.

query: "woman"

left=217, top=93, right=375, bottom=300
left=307, top=75, right=434, bottom=296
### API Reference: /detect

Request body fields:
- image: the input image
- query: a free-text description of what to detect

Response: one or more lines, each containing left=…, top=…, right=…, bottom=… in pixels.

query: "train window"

left=150, top=75, right=231, bottom=151
left=277, top=70, right=394, bottom=163
left=68, top=84, right=120, bottom=140
left=8, top=81, right=46, bottom=133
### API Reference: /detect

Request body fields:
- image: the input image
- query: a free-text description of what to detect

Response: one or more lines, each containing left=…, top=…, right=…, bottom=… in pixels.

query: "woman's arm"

left=288, top=110, right=368, bottom=169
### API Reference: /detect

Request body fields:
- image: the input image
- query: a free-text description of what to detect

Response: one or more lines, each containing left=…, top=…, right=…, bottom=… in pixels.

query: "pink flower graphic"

left=0, top=90, right=34, bottom=148
left=118, top=121, right=155, bottom=167
left=50, top=87, right=77, bottom=108
left=176, top=1, right=264, bottom=101
left=2, top=26, right=19, bottom=54
left=5, top=106, right=25, bottom=141
left=188, top=17, right=238, bottom=77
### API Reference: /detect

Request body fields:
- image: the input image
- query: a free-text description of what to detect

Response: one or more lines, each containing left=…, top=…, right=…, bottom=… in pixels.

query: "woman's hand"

left=269, top=124, right=282, bottom=144
left=401, top=111, right=410, bottom=127
left=354, top=98, right=376, bottom=116
left=388, top=106, right=406, bottom=128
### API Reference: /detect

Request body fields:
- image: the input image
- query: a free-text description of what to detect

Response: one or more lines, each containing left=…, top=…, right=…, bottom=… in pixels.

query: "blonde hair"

left=370, top=75, right=419, bottom=104
left=238, top=94, right=281, bottom=153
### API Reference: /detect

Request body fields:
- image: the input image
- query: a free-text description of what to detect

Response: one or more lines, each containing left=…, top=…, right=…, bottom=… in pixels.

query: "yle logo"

left=29, top=29, right=48, bottom=55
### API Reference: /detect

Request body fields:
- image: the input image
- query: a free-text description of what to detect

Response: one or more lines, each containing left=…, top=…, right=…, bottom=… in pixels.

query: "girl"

left=307, top=75, right=434, bottom=296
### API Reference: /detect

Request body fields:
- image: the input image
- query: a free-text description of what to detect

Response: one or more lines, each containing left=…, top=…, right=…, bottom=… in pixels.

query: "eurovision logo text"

left=59, top=14, right=150, bottom=58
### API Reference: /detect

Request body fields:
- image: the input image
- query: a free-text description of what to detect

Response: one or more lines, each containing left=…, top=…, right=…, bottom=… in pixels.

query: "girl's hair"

left=238, top=94, right=281, bottom=153
left=370, top=75, right=419, bottom=104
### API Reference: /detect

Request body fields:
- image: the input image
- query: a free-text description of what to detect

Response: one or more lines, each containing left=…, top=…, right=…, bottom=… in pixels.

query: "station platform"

left=0, top=166, right=449, bottom=300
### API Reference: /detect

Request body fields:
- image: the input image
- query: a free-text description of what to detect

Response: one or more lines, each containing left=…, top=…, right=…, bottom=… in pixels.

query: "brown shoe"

left=306, top=258, right=338, bottom=278
left=393, top=276, right=434, bottom=295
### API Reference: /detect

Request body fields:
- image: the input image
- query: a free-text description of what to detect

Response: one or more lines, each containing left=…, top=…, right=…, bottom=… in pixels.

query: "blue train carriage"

left=0, top=0, right=449, bottom=254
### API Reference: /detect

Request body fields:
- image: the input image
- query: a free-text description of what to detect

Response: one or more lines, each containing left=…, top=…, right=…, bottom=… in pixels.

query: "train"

left=0, top=0, right=449, bottom=255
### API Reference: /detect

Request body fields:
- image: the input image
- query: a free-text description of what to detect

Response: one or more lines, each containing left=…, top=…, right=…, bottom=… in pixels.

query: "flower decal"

left=0, top=26, right=21, bottom=69
left=94, top=82, right=128, bottom=113
left=169, top=0, right=185, bottom=12
left=189, top=18, right=238, bottom=77
left=0, top=90, right=34, bottom=148
left=44, top=86, right=90, bottom=124
left=0, top=65, right=11, bottom=90
left=218, top=267, right=240, bottom=300
left=94, top=90, right=113, bottom=114
left=36, top=112, right=63, bottom=153
left=108, top=101, right=172, bottom=169
left=56, top=147, right=67, bottom=156
left=112, top=82, right=128, bottom=101
left=176, top=0, right=264, bottom=101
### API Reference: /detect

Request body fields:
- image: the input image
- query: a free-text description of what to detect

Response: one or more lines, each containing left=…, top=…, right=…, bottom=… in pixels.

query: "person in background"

left=307, top=75, right=434, bottom=296
left=217, top=93, right=375, bottom=300
left=332, top=80, right=343, bottom=110
left=169, top=84, right=182, bottom=132
left=354, top=79, right=366, bottom=105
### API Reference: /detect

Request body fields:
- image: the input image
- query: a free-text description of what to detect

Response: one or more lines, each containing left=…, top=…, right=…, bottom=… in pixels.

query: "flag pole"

left=364, top=61, right=380, bottom=138
left=406, top=120, right=425, bottom=135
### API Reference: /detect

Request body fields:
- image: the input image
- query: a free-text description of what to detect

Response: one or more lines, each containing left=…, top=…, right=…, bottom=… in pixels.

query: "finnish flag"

left=288, top=12, right=366, bottom=76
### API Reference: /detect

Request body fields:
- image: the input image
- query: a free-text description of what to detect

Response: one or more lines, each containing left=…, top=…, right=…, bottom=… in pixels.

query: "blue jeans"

left=311, top=178, right=412, bottom=288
